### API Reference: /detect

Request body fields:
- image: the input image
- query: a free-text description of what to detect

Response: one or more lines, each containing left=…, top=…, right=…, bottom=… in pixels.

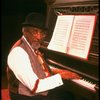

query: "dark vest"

left=7, top=37, right=48, bottom=96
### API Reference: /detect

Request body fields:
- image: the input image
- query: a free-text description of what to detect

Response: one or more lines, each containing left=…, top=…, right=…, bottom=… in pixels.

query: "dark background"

left=1, top=0, right=47, bottom=82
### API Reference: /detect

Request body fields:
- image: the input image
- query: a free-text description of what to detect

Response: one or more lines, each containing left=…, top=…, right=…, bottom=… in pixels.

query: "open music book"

left=47, top=15, right=97, bottom=59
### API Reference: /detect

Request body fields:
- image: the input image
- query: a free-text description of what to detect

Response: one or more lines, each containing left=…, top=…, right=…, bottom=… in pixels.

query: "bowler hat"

left=22, top=12, right=46, bottom=30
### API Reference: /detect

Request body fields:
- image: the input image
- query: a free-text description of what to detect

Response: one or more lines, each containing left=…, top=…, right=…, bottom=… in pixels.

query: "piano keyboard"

left=49, top=65, right=97, bottom=92
left=72, top=78, right=96, bottom=92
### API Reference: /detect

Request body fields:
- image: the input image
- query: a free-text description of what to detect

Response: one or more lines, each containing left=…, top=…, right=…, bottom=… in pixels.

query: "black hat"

left=22, top=12, right=46, bottom=29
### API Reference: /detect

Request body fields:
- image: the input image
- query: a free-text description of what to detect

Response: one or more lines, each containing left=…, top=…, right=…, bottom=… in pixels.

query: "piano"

left=40, top=0, right=99, bottom=100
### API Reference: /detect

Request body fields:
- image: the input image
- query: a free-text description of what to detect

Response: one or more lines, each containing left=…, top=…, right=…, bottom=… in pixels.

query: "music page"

left=47, top=14, right=96, bottom=59
left=67, top=15, right=96, bottom=59
left=47, top=15, right=74, bottom=53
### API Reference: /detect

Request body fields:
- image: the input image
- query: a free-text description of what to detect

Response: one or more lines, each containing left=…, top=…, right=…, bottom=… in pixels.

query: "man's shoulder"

left=12, top=39, right=22, bottom=49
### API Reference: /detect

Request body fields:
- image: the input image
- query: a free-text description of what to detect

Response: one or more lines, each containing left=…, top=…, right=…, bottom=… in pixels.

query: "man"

left=7, top=12, right=80, bottom=100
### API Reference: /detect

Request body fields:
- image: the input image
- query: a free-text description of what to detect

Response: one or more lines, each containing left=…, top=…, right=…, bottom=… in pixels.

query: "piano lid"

left=45, top=0, right=99, bottom=5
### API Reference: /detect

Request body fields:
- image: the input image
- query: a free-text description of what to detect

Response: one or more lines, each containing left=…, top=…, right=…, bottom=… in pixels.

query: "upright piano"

left=40, top=0, right=99, bottom=100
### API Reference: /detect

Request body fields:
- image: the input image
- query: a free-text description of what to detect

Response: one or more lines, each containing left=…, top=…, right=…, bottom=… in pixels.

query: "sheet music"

left=47, top=15, right=74, bottom=53
left=67, top=15, right=96, bottom=59
left=47, top=14, right=96, bottom=59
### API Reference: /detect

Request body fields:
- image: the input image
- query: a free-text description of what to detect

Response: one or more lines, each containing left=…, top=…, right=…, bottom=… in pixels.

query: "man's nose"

left=35, top=33, right=42, bottom=39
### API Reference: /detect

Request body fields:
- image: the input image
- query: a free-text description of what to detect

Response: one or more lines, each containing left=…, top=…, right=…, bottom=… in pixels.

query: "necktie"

left=34, top=49, right=52, bottom=77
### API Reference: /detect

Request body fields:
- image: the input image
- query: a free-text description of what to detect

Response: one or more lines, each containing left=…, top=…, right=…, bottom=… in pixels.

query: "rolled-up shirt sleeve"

left=7, top=47, right=39, bottom=91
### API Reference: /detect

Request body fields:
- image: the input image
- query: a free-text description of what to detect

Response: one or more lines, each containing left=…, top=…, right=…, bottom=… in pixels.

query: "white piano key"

left=72, top=78, right=96, bottom=92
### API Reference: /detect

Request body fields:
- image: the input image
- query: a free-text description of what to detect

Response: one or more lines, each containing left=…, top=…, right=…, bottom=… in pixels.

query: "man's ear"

left=22, top=27, right=25, bottom=33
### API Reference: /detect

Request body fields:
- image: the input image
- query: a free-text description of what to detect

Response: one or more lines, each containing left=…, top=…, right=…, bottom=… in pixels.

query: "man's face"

left=32, top=28, right=46, bottom=42
left=23, top=27, right=46, bottom=45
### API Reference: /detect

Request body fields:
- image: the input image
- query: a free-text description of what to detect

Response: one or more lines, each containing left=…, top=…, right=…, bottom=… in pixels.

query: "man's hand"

left=51, top=67, right=80, bottom=80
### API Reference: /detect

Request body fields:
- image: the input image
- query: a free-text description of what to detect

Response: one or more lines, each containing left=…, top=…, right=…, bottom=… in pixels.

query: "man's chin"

left=32, top=42, right=40, bottom=49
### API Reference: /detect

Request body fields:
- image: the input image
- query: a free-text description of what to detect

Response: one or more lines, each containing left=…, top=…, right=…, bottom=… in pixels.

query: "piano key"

left=49, top=64, right=97, bottom=92
left=72, top=78, right=96, bottom=92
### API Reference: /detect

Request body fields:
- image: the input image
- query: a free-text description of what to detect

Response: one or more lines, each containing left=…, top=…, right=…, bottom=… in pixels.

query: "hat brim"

left=22, top=23, right=42, bottom=28
left=21, top=22, right=48, bottom=32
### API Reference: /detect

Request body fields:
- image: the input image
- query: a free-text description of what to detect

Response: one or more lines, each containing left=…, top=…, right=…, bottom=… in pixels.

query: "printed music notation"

left=47, top=15, right=97, bottom=59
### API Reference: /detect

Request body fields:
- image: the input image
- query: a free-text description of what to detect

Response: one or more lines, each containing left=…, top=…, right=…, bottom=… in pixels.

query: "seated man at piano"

left=7, top=12, right=80, bottom=100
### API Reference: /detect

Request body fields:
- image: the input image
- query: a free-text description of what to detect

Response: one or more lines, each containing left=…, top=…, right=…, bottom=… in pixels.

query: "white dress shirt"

left=7, top=37, right=63, bottom=93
